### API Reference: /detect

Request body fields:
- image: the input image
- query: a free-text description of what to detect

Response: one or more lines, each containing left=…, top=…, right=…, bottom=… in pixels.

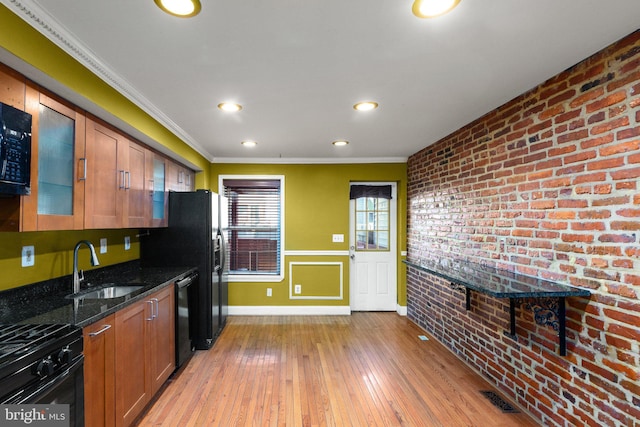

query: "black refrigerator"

left=141, top=190, right=229, bottom=350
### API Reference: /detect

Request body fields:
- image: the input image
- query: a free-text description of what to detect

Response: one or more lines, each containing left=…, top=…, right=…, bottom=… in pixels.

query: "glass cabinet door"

left=37, top=104, right=75, bottom=215
left=22, top=88, right=85, bottom=231
left=152, top=159, right=166, bottom=222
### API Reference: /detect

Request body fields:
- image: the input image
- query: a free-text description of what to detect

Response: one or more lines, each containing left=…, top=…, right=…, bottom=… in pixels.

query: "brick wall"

left=406, top=30, right=640, bottom=426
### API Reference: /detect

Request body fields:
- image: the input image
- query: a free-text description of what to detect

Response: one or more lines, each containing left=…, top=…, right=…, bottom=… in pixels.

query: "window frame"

left=219, top=174, right=285, bottom=283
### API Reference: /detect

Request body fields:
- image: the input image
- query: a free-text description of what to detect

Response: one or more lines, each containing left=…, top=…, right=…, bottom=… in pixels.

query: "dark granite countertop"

left=0, top=261, right=196, bottom=328
left=403, top=258, right=590, bottom=298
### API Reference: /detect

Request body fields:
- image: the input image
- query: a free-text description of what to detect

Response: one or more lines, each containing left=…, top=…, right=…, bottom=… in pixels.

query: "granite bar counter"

left=404, top=257, right=591, bottom=356
left=0, top=260, right=196, bottom=328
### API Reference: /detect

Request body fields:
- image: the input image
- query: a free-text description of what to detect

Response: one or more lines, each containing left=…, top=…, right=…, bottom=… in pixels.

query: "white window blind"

left=223, top=179, right=281, bottom=275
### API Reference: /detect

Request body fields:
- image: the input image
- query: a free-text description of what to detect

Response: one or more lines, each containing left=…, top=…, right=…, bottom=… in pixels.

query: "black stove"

left=0, top=324, right=84, bottom=426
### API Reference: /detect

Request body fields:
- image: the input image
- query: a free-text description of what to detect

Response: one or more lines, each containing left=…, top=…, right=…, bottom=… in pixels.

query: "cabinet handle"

left=79, top=158, right=87, bottom=181
left=88, top=324, right=111, bottom=337
left=151, top=298, right=159, bottom=319
left=119, top=170, right=125, bottom=189
left=125, top=171, right=131, bottom=190
left=178, top=171, right=183, bottom=184
left=146, top=300, right=154, bottom=321
left=149, top=179, right=154, bottom=196
left=186, top=174, right=190, bottom=186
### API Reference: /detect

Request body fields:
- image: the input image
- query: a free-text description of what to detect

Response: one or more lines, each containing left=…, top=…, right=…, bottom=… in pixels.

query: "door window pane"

left=37, top=105, right=74, bottom=215
left=355, top=195, right=390, bottom=251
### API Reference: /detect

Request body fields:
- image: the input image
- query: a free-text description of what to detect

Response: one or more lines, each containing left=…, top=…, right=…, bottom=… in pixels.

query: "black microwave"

left=0, top=102, right=32, bottom=195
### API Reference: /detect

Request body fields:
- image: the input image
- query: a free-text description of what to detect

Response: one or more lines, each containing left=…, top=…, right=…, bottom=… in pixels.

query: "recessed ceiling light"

left=412, top=0, right=461, bottom=18
left=353, top=101, right=378, bottom=111
left=332, top=140, right=349, bottom=147
left=218, top=102, right=242, bottom=112
left=241, top=140, right=257, bottom=148
left=154, top=0, right=201, bottom=18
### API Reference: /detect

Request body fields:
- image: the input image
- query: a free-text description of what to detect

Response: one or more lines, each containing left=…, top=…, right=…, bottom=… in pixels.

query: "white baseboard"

left=228, top=305, right=352, bottom=316
left=397, top=305, right=407, bottom=316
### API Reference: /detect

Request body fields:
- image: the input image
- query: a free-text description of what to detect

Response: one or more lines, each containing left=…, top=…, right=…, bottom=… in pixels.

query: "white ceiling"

left=3, top=1, right=640, bottom=163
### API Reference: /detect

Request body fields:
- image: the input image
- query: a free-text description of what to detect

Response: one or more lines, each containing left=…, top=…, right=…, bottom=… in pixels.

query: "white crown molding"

left=212, top=157, right=408, bottom=164
left=1, top=0, right=213, bottom=161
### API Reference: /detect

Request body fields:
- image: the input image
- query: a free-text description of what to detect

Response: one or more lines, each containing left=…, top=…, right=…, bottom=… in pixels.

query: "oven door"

left=6, top=356, right=85, bottom=427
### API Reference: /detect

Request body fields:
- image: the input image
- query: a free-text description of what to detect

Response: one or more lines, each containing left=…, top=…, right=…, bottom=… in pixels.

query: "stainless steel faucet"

left=73, top=240, right=100, bottom=294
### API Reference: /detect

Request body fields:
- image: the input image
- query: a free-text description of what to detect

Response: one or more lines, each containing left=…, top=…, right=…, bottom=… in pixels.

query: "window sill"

left=228, top=274, right=284, bottom=283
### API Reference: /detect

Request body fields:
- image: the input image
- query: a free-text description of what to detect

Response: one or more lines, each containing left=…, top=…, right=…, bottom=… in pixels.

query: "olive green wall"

left=0, top=229, right=139, bottom=291
left=211, top=163, right=408, bottom=308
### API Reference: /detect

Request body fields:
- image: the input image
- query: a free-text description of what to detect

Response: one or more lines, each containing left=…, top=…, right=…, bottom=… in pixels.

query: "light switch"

left=22, top=246, right=35, bottom=267
left=100, top=238, right=107, bottom=254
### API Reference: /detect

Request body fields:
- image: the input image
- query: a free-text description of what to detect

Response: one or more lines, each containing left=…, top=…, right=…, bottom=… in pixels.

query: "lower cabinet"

left=83, top=315, right=115, bottom=427
left=83, top=285, right=175, bottom=427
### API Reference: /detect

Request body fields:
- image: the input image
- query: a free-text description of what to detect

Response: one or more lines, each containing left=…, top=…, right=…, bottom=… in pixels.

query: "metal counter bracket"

left=452, top=282, right=569, bottom=356
left=409, top=260, right=588, bottom=357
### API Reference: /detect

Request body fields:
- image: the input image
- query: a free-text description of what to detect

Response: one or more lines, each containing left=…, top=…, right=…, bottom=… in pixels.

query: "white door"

left=349, top=182, right=397, bottom=311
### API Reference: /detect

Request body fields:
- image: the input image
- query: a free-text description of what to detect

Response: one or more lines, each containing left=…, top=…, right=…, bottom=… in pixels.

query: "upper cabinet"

left=21, top=88, right=86, bottom=231
left=84, top=117, right=168, bottom=229
left=0, top=63, right=195, bottom=232
left=147, top=152, right=168, bottom=228
left=84, top=118, right=127, bottom=229
left=167, top=160, right=194, bottom=192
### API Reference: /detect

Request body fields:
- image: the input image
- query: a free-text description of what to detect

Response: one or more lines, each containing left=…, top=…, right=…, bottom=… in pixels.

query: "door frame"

left=348, top=182, right=398, bottom=311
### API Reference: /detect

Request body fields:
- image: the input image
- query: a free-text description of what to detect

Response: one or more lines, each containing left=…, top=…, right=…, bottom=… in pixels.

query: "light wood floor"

left=135, top=313, right=539, bottom=426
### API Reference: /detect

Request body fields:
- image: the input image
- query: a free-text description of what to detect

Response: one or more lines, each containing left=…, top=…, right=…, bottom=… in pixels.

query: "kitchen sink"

left=66, top=284, right=145, bottom=300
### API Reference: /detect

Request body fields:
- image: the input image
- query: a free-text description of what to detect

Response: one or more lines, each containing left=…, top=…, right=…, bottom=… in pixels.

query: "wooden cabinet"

left=85, top=117, right=162, bottom=229
left=21, top=89, right=86, bottom=231
left=114, top=286, right=175, bottom=427
left=0, top=63, right=190, bottom=232
left=125, top=141, right=148, bottom=228
left=114, top=298, right=149, bottom=427
left=166, top=159, right=194, bottom=192
left=84, top=117, right=127, bottom=229
left=146, top=153, right=167, bottom=228
left=148, top=286, right=175, bottom=394
left=83, top=316, right=116, bottom=427
left=183, top=168, right=195, bottom=191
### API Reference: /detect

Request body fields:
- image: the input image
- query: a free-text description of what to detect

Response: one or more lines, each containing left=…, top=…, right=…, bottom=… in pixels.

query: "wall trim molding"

left=228, top=306, right=351, bottom=316
left=213, top=157, right=408, bottom=164
left=397, top=305, right=407, bottom=316
left=289, top=261, right=343, bottom=300
left=285, top=250, right=350, bottom=256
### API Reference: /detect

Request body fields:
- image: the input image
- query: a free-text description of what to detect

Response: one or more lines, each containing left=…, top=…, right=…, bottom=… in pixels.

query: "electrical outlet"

left=22, top=246, right=35, bottom=267
left=294, top=284, right=302, bottom=294
left=124, top=236, right=131, bottom=251
left=266, top=288, right=272, bottom=297
left=100, top=238, right=107, bottom=254
left=332, top=234, right=344, bottom=243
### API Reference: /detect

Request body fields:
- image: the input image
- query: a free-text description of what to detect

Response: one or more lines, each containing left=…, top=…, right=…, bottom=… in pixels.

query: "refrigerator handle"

left=217, top=230, right=226, bottom=273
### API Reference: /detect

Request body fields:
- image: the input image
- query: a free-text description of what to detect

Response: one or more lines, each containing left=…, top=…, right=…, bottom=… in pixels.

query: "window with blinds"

left=222, top=177, right=283, bottom=276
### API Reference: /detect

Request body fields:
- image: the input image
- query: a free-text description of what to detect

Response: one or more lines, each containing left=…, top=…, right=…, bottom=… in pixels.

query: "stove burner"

left=0, top=343, right=28, bottom=357
left=0, top=324, right=76, bottom=362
